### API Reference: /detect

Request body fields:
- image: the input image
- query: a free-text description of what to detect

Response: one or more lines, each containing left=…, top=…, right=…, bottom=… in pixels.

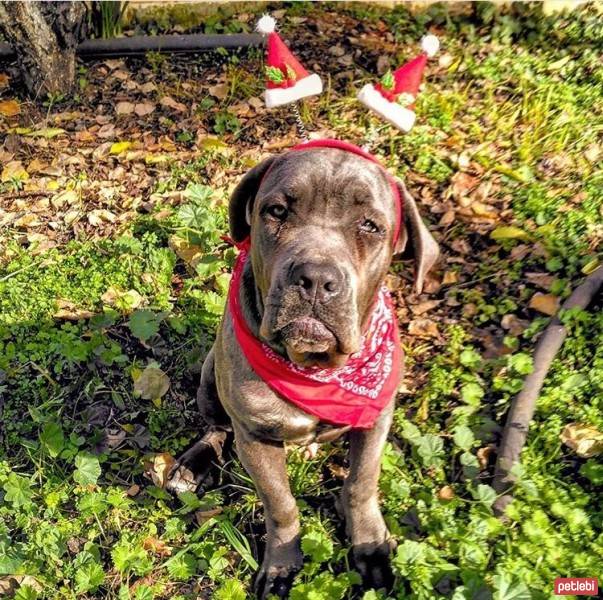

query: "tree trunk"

left=0, top=1, right=86, bottom=98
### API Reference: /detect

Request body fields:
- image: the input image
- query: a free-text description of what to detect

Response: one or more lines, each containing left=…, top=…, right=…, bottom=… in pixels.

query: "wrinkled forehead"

left=258, top=148, right=397, bottom=215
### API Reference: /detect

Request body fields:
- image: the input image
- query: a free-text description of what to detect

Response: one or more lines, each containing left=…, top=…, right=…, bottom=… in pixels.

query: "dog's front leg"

left=342, top=402, right=396, bottom=591
left=233, top=423, right=302, bottom=599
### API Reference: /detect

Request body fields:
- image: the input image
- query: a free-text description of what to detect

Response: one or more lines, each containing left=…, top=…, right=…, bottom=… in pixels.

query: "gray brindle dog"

left=167, top=146, right=439, bottom=598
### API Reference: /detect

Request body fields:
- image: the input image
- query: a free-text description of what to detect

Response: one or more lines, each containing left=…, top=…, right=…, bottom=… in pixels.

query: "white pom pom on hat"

left=256, top=14, right=276, bottom=34
left=421, top=34, right=440, bottom=58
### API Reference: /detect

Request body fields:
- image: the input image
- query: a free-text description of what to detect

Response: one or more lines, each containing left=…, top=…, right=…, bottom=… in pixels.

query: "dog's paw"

left=165, top=462, right=203, bottom=495
left=254, top=563, right=300, bottom=600
left=165, top=429, right=230, bottom=495
left=254, top=541, right=303, bottom=600
left=352, top=538, right=396, bottom=592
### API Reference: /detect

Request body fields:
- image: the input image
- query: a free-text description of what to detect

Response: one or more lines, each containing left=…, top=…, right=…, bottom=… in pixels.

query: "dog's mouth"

left=280, top=317, right=350, bottom=368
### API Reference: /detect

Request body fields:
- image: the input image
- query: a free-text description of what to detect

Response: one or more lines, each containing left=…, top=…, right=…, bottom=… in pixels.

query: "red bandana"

left=227, top=140, right=403, bottom=429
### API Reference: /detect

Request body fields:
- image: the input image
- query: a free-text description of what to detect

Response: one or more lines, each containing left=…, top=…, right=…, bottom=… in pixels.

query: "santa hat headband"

left=255, top=13, right=438, bottom=136
left=357, top=35, right=439, bottom=132
left=256, top=15, right=323, bottom=108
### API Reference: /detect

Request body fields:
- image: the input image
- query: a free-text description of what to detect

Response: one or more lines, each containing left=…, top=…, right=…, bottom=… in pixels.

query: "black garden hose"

left=0, top=32, right=264, bottom=60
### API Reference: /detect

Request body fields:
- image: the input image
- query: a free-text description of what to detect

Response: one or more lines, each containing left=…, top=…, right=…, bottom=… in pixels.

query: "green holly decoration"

left=285, top=64, right=297, bottom=82
left=265, top=65, right=285, bottom=84
left=380, top=70, right=395, bottom=91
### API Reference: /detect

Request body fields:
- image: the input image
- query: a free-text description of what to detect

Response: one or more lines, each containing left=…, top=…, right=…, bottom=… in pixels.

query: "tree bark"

left=0, top=1, right=86, bottom=98
left=492, top=265, right=603, bottom=516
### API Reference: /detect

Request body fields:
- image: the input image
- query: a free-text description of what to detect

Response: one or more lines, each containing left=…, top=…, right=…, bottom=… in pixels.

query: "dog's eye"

left=266, top=204, right=288, bottom=220
left=359, top=219, right=380, bottom=234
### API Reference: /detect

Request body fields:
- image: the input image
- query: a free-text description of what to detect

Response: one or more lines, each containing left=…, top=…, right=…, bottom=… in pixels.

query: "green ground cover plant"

left=0, top=2, right=601, bottom=599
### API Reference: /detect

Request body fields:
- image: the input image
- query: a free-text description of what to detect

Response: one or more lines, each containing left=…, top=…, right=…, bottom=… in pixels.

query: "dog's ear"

left=229, top=156, right=278, bottom=243
left=394, top=179, right=440, bottom=294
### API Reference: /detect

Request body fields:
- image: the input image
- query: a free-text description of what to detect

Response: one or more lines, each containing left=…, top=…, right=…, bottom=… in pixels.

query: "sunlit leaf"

left=133, top=365, right=170, bottom=400
left=74, top=453, right=101, bottom=486
left=560, top=423, right=603, bottom=458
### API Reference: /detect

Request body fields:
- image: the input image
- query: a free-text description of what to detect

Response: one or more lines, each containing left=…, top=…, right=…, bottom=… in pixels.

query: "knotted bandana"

left=227, top=140, right=403, bottom=429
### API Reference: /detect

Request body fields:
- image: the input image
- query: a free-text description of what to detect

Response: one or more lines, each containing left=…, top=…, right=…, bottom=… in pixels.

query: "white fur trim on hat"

left=264, top=73, right=323, bottom=108
left=421, top=35, right=439, bottom=58
left=256, top=14, right=276, bottom=34
left=357, top=83, right=416, bottom=132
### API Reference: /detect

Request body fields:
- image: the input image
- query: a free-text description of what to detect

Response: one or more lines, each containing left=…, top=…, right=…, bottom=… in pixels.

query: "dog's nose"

left=290, top=263, right=343, bottom=303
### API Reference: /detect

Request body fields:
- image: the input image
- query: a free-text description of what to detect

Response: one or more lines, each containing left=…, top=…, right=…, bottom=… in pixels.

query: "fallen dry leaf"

left=408, top=318, right=440, bottom=339
left=195, top=507, right=224, bottom=525
left=63, top=209, right=81, bottom=225
left=1, top=160, right=29, bottom=183
left=134, top=102, right=155, bottom=117
left=529, top=292, right=560, bottom=316
left=442, top=270, right=459, bottom=285
left=134, top=365, right=170, bottom=401
left=53, top=299, right=96, bottom=321
left=438, top=210, right=455, bottom=227
left=450, top=238, right=471, bottom=255
left=437, top=486, right=455, bottom=501
left=422, top=271, right=442, bottom=294
left=560, top=423, right=603, bottom=458
left=27, top=158, right=47, bottom=174
left=101, top=287, right=143, bottom=310
left=510, top=244, right=531, bottom=261
left=88, top=209, right=117, bottom=226
left=159, top=137, right=177, bottom=152
left=51, top=189, right=78, bottom=209
left=0, top=73, right=9, bottom=89
left=0, top=575, right=42, bottom=597
left=208, top=83, right=229, bottom=99
left=584, top=143, right=600, bottom=164
left=327, top=462, right=349, bottom=479
left=0, top=99, right=20, bottom=117
left=97, top=124, right=116, bottom=139
left=147, top=452, right=176, bottom=488
left=470, top=200, right=497, bottom=218
left=116, top=101, right=135, bottom=115
left=450, top=171, right=479, bottom=205
left=140, top=81, right=156, bottom=94
left=92, top=142, right=112, bottom=160
left=160, top=96, right=187, bottom=112
left=525, top=272, right=555, bottom=290
left=477, top=445, right=495, bottom=469
left=75, top=129, right=96, bottom=143
left=168, top=235, right=203, bottom=266
left=13, top=214, right=41, bottom=229
left=103, top=58, right=124, bottom=70
left=409, top=299, right=441, bottom=316
left=501, top=314, right=529, bottom=336
left=248, top=96, right=264, bottom=111
left=126, top=483, right=140, bottom=497
left=143, top=536, right=172, bottom=557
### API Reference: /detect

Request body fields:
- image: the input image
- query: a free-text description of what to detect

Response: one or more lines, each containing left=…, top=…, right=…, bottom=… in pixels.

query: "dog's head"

left=229, top=147, right=439, bottom=368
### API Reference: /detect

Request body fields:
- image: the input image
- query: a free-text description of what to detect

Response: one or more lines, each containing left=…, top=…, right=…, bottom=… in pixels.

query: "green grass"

left=1, top=3, right=602, bottom=599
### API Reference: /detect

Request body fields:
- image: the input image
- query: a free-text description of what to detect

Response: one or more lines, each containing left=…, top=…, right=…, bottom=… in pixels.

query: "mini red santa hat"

left=357, top=35, right=439, bottom=132
left=256, top=14, right=323, bottom=108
